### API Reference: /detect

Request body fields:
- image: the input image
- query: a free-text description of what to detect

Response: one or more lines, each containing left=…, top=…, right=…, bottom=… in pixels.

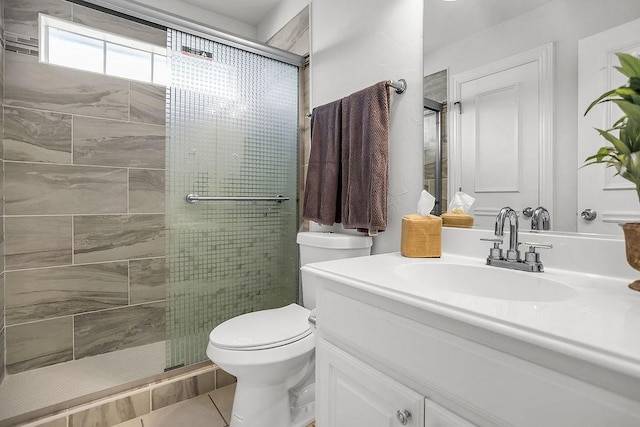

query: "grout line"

left=4, top=212, right=165, bottom=218
left=128, top=260, right=131, bottom=306
left=208, top=394, right=228, bottom=426
left=6, top=299, right=167, bottom=328
left=4, top=255, right=165, bottom=274
left=70, top=114, right=74, bottom=165
left=71, top=215, right=75, bottom=266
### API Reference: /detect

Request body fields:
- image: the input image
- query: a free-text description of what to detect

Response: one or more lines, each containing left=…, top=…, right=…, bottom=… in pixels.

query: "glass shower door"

left=165, top=29, right=300, bottom=368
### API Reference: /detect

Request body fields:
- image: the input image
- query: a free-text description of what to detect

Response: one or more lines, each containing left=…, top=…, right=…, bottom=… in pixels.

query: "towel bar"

left=386, top=79, right=407, bottom=94
left=305, top=78, right=407, bottom=117
left=186, top=194, right=289, bottom=203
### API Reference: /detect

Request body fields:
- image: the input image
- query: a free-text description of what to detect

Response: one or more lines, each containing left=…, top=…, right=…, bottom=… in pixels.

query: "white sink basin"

left=394, top=263, right=578, bottom=302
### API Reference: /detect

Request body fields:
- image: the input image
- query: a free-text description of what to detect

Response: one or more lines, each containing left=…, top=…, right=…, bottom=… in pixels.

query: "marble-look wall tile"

left=29, top=417, right=67, bottom=427
left=72, top=4, right=166, bottom=47
left=0, top=328, right=5, bottom=384
left=5, top=262, right=128, bottom=325
left=0, top=0, right=5, bottom=34
left=69, top=390, right=150, bottom=427
left=129, top=169, right=165, bottom=214
left=5, top=162, right=128, bottom=215
left=0, top=36, right=5, bottom=108
left=5, top=216, right=72, bottom=270
left=4, top=107, right=72, bottom=163
left=74, top=215, right=165, bottom=264
left=0, top=215, right=4, bottom=274
left=129, top=258, right=167, bottom=304
left=266, top=6, right=310, bottom=56
left=130, top=82, right=166, bottom=126
left=74, top=302, right=165, bottom=359
left=151, top=370, right=215, bottom=410
left=4, top=0, right=71, bottom=39
left=73, top=117, right=165, bottom=168
left=6, top=317, right=73, bottom=373
left=0, top=274, right=4, bottom=332
left=5, top=51, right=129, bottom=120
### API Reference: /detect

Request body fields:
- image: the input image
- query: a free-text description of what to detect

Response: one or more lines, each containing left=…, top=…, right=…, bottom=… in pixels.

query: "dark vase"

left=622, top=223, right=640, bottom=292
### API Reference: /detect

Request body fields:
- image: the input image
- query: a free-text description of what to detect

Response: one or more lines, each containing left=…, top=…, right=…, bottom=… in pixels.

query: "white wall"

left=424, top=0, right=640, bottom=232
left=256, top=0, right=309, bottom=42
left=311, top=0, right=424, bottom=254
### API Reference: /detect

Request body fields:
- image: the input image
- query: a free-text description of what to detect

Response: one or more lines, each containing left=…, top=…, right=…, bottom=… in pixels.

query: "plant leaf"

left=613, top=99, right=640, bottom=124
left=584, top=89, right=617, bottom=115
left=616, top=52, right=640, bottom=78
left=595, top=128, right=630, bottom=155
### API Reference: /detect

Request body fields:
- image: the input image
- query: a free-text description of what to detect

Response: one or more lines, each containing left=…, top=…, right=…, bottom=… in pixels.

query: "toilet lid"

left=209, top=303, right=312, bottom=350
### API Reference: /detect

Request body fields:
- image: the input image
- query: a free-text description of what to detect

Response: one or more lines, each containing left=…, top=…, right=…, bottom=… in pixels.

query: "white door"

left=577, top=17, right=640, bottom=234
left=450, top=44, right=554, bottom=229
left=425, top=399, right=476, bottom=427
left=316, top=339, right=424, bottom=427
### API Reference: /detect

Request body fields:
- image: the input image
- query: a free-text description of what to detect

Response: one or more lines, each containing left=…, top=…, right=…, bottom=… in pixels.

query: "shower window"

left=39, top=14, right=167, bottom=85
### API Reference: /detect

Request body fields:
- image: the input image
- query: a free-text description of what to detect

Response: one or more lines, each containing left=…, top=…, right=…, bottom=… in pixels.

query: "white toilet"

left=206, top=231, right=373, bottom=427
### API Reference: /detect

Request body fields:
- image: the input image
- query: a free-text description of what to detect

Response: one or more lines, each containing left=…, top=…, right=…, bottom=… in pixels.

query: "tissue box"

left=441, top=213, right=474, bottom=228
left=401, top=214, right=442, bottom=258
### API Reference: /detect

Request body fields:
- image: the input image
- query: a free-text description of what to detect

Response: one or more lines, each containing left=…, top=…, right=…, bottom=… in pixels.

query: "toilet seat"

left=209, top=303, right=311, bottom=351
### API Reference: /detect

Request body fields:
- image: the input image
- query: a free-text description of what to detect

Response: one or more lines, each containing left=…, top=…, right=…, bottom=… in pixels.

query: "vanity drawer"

left=317, top=287, right=640, bottom=427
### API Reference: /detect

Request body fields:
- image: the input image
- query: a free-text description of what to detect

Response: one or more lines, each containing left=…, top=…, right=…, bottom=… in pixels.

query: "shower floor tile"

left=0, top=341, right=166, bottom=422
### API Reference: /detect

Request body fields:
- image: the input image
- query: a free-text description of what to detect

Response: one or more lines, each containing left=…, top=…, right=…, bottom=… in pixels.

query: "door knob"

left=396, top=409, right=412, bottom=425
left=581, top=209, right=597, bottom=221
left=522, top=207, right=533, bottom=217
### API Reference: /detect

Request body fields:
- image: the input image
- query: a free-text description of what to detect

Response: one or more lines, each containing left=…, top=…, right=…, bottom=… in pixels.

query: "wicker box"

left=400, top=214, right=442, bottom=258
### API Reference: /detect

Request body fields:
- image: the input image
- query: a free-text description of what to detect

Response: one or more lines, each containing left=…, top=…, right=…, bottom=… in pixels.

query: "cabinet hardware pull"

left=396, top=409, right=412, bottom=425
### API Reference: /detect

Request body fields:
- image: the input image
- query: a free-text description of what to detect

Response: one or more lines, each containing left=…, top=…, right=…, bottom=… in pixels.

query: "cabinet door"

left=317, top=339, right=424, bottom=427
left=425, top=399, right=476, bottom=427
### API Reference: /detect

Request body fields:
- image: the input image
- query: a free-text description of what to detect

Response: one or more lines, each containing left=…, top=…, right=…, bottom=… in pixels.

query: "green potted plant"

left=584, top=52, right=640, bottom=291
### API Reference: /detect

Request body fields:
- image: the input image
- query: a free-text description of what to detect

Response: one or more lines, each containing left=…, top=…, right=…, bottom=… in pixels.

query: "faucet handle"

left=522, top=242, right=552, bottom=267
left=480, top=237, right=504, bottom=260
left=523, top=241, right=553, bottom=250
left=480, top=237, right=503, bottom=244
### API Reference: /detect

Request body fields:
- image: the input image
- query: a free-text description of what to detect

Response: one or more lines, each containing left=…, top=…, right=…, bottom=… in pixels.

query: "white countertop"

left=303, top=250, right=640, bottom=387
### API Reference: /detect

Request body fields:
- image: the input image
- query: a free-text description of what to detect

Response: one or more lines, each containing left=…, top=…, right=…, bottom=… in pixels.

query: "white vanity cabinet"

left=312, top=273, right=640, bottom=427
left=318, top=340, right=425, bottom=426
left=318, top=337, right=473, bottom=426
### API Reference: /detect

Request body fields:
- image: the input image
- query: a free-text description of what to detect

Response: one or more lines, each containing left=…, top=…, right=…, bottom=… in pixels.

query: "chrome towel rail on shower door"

left=185, top=194, right=290, bottom=204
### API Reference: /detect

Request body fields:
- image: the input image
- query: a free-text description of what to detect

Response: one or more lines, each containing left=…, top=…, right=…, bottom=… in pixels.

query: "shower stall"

left=0, top=1, right=302, bottom=424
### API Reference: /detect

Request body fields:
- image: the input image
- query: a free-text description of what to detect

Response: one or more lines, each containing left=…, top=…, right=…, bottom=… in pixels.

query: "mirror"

left=423, top=0, right=640, bottom=234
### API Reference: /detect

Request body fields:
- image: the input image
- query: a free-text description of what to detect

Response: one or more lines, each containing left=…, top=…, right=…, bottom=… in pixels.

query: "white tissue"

left=417, top=190, right=435, bottom=216
left=449, top=191, right=475, bottom=214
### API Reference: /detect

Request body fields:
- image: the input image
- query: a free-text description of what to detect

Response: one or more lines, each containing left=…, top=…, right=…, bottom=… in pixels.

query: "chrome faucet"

left=494, top=207, right=520, bottom=261
left=531, top=206, right=551, bottom=231
left=481, top=206, right=552, bottom=272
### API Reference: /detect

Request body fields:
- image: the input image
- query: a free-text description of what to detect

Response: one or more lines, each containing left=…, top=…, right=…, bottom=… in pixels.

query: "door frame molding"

left=449, top=42, right=554, bottom=217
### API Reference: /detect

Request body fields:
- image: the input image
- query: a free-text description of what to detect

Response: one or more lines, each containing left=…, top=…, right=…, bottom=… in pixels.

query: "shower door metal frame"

left=424, top=97, right=444, bottom=215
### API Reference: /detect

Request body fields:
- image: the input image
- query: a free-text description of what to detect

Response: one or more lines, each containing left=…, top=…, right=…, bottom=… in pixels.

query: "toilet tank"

left=296, top=232, right=372, bottom=309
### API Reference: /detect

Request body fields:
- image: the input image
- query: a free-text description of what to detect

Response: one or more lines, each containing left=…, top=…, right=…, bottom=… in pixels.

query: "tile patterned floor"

left=114, top=384, right=316, bottom=427
left=112, top=384, right=234, bottom=427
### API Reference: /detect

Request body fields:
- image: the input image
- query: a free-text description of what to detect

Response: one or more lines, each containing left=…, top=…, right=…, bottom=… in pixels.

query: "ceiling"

left=181, top=0, right=284, bottom=26
left=423, top=0, right=555, bottom=53
left=179, top=0, right=555, bottom=50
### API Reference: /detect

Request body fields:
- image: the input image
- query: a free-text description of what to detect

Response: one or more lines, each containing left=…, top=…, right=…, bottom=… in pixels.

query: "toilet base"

left=229, top=381, right=315, bottom=427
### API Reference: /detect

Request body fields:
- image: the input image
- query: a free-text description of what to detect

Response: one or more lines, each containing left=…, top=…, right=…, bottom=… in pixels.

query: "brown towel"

left=303, top=99, right=342, bottom=225
left=341, top=81, right=390, bottom=235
